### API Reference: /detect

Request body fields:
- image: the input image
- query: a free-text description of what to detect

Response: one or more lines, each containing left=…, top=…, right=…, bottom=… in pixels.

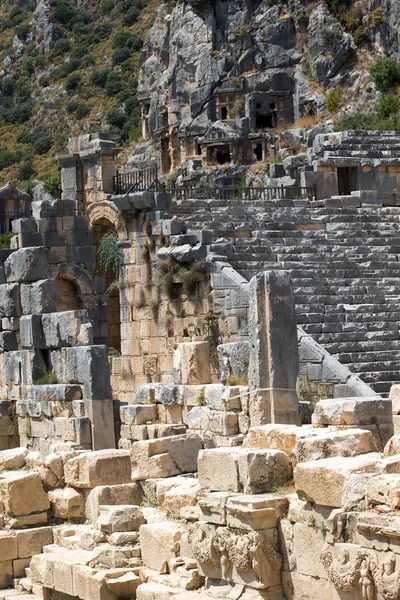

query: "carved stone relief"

left=321, top=544, right=400, bottom=600
left=189, top=524, right=282, bottom=590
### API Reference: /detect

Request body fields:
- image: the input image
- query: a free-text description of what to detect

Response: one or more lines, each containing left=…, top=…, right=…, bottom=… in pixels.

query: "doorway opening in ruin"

left=55, top=277, right=81, bottom=311
left=337, top=166, right=358, bottom=195
left=220, top=106, right=228, bottom=120
left=256, top=112, right=275, bottom=129
left=92, top=219, right=121, bottom=353
left=196, top=142, right=202, bottom=156
left=161, top=137, right=172, bottom=174
left=254, top=143, right=263, bottom=162
left=216, top=146, right=231, bottom=165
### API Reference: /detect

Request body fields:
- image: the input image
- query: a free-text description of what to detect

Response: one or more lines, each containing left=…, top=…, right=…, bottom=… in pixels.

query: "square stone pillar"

left=248, top=271, right=300, bottom=426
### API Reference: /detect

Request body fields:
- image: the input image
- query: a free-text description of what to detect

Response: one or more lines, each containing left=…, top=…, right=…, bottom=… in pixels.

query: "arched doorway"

left=92, top=218, right=121, bottom=353
left=55, top=277, right=81, bottom=311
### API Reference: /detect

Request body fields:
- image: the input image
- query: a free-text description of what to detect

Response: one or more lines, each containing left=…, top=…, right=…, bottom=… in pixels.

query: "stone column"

left=248, top=271, right=300, bottom=426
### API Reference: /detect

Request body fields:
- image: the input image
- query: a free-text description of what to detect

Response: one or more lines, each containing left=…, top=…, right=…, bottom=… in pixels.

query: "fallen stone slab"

left=295, top=428, right=378, bottom=462
left=97, top=505, right=145, bottom=533
left=64, top=449, right=131, bottom=489
left=0, top=447, right=28, bottom=472
left=139, top=522, right=185, bottom=571
left=294, top=453, right=382, bottom=507
left=197, top=447, right=292, bottom=494
left=0, top=471, right=49, bottom=516
left=312, top=397, right=391, bottom=426
left=5, top=247, right=49, bottom=283
left=131, top=434, right=202, bottom=481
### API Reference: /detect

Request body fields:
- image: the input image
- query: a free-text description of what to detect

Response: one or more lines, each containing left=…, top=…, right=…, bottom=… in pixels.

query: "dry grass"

left=294, top=114, right=321, bottom=129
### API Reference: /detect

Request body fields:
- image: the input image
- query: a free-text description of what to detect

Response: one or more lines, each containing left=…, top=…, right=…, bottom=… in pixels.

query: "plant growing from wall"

left=198, top=311, right=220, bottom=359
left=158, top=257, right=206, bottom=299
left=34, top=370, right=58, bottom=385
left=97, top=231, right=122, bottom=292
left=0, top=232, right=13, bottom=249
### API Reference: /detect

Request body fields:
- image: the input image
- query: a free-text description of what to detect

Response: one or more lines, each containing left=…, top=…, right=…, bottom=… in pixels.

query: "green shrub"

left=342, top=8, right=362, bottom=32
left=352, top=27, right=369, bottom=46
left=101, top=0, right=115, bottom=14
left=377, top=95, right=400, bottom=118
left=368, top=7, right=384, bottom=28
left=65, top=73, right=81, bottom=92
left=105, top=72, right=124, bottom=96
left=91, top=69, right=111, bottom=87
left=296, top=13, right=309, bottom=30
left=15, top=23, right=31, bottom=40
left=33, top=132, right=52, bottom=155
left=43, top=174, right=62, bottom=196
left=325, top=88, right=342, bottom=112
left=17, top=161, right=36, bottom=181
left=0, top=233, right=13, bottom=249
left=74, top=103, right=91, bottom=119
left=38, top=75, right=50, bottom=87
left=370, top=58, right=400, bottom=91
left=52, top=38, right=71, bottom=56
left=50, top=0, right=75, bottom=25
left=106, top=109, right=127, bottom=128
left=35, top=370, right=58, bottom=385
left=97, top=231, right=122, bottom=292
left=112, top=47, right=132, bottom=65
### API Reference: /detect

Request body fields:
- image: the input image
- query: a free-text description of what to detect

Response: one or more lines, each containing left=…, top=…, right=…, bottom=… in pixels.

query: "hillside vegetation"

left=0, top=0, right=157, bottom=186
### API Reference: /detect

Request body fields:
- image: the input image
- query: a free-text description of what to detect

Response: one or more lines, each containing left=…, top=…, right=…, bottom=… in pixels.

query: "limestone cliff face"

left=136, top=0, right=399, bottom=170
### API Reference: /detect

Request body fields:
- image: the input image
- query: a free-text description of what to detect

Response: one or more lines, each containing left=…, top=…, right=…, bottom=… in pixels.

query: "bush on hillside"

left=17, top=161, right=36, bottom=181
left=370, top=58, right=400, bottom=91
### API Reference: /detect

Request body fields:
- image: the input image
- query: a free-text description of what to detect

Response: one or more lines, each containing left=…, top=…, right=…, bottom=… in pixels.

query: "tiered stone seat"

left=170, top=197, right=400, bottom=395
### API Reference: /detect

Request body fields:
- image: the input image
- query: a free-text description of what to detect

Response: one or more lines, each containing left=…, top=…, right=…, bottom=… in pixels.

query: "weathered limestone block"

left=244, top=424, right=313, bottom=457
left=366, top=474, right=400, bottom=509
left=384, top=435, right=400, bottom=456
left=20, top=279, right=56, bottom=314
left=131, top=434, right=202, bottom=481
left=226, top=494, right=288, bottom=531
left=162, top=478, right=201, bottom=519
left=136, top=581, right=180, bottom=600
left=0, top=531, right=17, bottom=561
left=209, top=411, right=239, bottom=436
left=16, top=526, right=53, bottom=558
left=106, top=572, right=140, bottom=598
left=293, top=522, right=328, bottom=579
left=86, top=483, right=144, bottom=524
left=198, top=447, right=292, bottom=493
left=282, top=571, right=333, bottom=600
left=42, top=310, right=93, bottom=348
left=64, top=449, right=131, bottom=489
left=294, top=453, right=381, bottom=507
left=0, top=447, right=27, bottom=472
left=48, top=488, right=85, bottom=519
left=198, top=492, right=233, bottom=525
left=5, top=247, right=49, bottom=283
left=173, top=342, right=211, bottom=385
left=206, top=385, right=242, bottom=411
left=0, top=283, right=21, bottom=317
left=248, top=271, right=299, bottom=426
left=140, top=522, right=185, bottom=571
left=0, top=471, right=50, bottom=516
left=296, top=428, right=378, bottom=462
left=120, top=404, right=157, bottom=425
left=0, top=560, right=13, bottom=588
left=61, top=345, right=115, bottom=450
left=184, top=406, right=209, bottom=430
left=217, top=341, right=250, bottom=386
left=20, top=314, right=45, bottom=349
left=390, top=384, right=400, bottom=414
left=312, top=397, right=392, bottom=426
left=97, top=505, right=145, bottom=533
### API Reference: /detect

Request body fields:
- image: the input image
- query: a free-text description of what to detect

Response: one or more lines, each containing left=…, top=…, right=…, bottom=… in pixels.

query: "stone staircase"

left=169, top=197, right=400, bottom=396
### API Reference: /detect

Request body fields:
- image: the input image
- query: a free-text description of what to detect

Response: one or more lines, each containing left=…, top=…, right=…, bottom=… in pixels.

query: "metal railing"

left=172, top=185, right=316, bottom=202
left=113, top=166, right=159, bottom=195
left=112, top=169, right=316, bottom=202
